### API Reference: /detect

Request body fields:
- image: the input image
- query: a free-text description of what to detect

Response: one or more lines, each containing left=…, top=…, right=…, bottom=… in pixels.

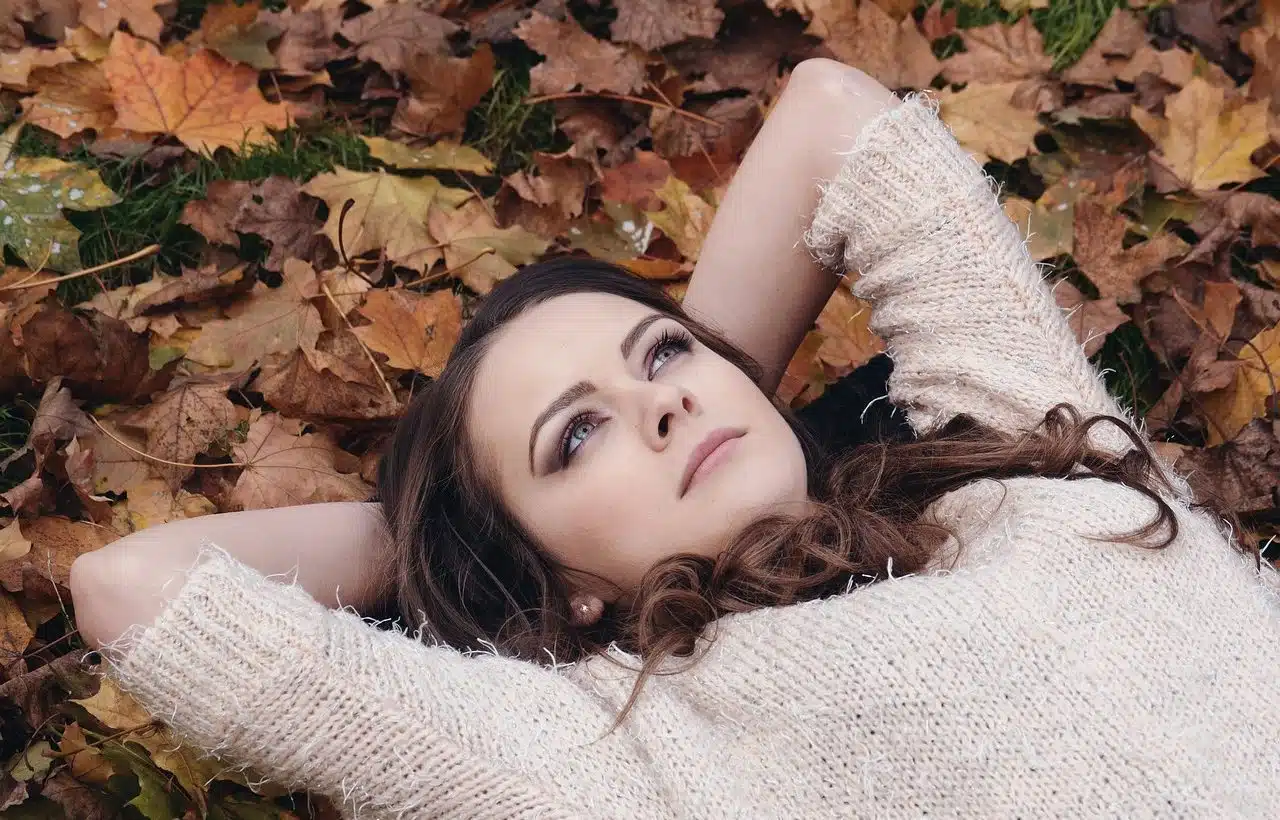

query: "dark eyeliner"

left=558, top=411, right=596, bottom=468
left=646, top=327, right=693, bottom=377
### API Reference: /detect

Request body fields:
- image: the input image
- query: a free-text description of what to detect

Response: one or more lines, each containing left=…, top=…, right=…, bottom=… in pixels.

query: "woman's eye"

left=562, top=417, right=596, bottom=463
left=647, top=331, right=691, bottom=379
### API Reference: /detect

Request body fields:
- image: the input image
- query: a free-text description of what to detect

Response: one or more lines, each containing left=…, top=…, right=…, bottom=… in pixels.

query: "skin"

left=468, top=293, right=810, bottom=623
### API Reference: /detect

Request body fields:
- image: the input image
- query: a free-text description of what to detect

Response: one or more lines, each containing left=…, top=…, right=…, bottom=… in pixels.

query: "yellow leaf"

left=0, top=518, right=31, bottom=563
left=644, top=176, right=715, bottom=262
left=816, top=286, right=885, bottom=372
left=0, top=47, right=74, bottom=90
left=1131, top=78, right=1270, bottom=191
left=428, top=198, right=551, bottom=294
left=353, top=289, right=461, bottom=377
left=938, top=82, right=1043, bottom=164
left=79, top=0, right=165, bottom=42
left=103, top=32, right=291, bottom=154
left=1, top=589, right=33, bottom=656
left=303, top=167, right=470, bottom=271
left=1200, top=321, right=1280, bottom=445
left=21, top=61, right=116, bottom=138
left=362, top=136, right=494, bottom=174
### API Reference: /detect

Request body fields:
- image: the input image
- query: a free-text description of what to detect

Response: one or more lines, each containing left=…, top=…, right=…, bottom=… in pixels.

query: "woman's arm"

left=682, top=59, right=898, bottom=394
left=70, top=501, right=391, bottom=653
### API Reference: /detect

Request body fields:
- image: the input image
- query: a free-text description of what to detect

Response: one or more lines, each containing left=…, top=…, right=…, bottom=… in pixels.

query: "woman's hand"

left=682, top=59, right=899, bottom=394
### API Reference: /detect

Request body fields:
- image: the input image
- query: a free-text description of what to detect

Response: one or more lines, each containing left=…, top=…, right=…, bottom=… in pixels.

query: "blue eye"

left=647, top=328, right=692, bottom=379
left=560, top=413, right=598, bottom=465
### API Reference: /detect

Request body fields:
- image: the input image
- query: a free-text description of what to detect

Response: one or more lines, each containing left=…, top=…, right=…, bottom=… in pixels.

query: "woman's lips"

left=679, top=428, right=746, bottom=498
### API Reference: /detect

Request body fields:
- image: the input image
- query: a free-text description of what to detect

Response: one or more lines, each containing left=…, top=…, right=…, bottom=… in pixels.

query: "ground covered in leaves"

left=2, top=0, right=1279, bottom=817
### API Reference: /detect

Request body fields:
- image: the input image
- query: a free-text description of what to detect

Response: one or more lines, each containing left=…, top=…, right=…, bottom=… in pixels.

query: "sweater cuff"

left=91, top=541, right=327, bottom=759
left=804, top=93, right=995, bottom=274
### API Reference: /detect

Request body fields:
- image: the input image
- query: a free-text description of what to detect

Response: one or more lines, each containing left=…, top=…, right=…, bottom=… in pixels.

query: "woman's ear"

left=569, top=594, right=604, bottom=627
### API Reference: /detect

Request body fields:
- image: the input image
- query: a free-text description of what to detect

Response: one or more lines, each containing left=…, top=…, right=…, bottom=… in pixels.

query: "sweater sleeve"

left=90, top=541, right=656, bottom=820
left=803, top=94, right=1139, bottom=457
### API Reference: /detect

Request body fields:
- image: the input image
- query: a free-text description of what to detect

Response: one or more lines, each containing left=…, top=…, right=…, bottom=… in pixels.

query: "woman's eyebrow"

left=529, top=380, right=595, bottom=474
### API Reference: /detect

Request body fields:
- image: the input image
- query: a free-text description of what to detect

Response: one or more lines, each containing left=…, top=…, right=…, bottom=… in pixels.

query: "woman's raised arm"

left=682, top=59, right=899, bottom=394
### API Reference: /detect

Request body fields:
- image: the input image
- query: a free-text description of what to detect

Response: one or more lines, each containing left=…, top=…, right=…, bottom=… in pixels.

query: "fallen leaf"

left=1002, top=194, right=1074, bottom=260
left=339, top=3, right=457, bottom=73
left=353, top=288, right=461, bottom=377
left=0, top=46, right=74, bottom=89
left=1073, top=198, right=1188, bottom=304
left=919, top=2, right=957, bottom=40
left=65, top=26, right=111, bottom=62
left=118, top=377, right=238, bottom=489
left=0, top=149, right=121, bottom=272
left=103, top=32, right=292, bottom=154
left=937, top=82, right=1043, bottom=164
left=1199, top=320, right=1280, bottom=445
left=807, top=1, right=940, bottom=90
left=428, top=198, right=551, bottom=294
left=1053, top=279, right=1130, bottom=356
left=600, top=150, right=672, bottom=210
left=1176, top=417, right=1280, bottom=516
left=112, top=476, right=216, bottom=533
left=79, top=0, right=163, bottom=42
left=20, top=61, right=116, bottom=138
left=815, top=286, right=885, bottom=372
left=303, top=166, right=470, bottom=271
left=68, top=417, right=155, bottom=495
left=644, top=175, right=715, bottom=261
left=229, top=411, right=370, bottom=510
left=393, top=44, right=495, bottom=139
left=363, top=135, right=494, bottom=174
left=0, top=518, right=31, bottom=564
left=1186, top=191, right=1280, bottom=262
left=1131, top=78, right=1270, bottom=191
left=180, top=179, right=252, bottom=247
left=1061, top=8, right=1149, bottom=87
left=2, top=586, right=33, bottom=656
left=194, top=0, right=279, bottom=71
left=941, top=17, right=1052, bottom=85
left=262, top=5, right=345, bottom=74
left=611, top=0, right=723, bottom=51
left=184, top=258, right=324, bottom=371
left=255, top=340, right=400, bottom=421
left=231, top=176, right=328, bottom=271
left=515, top=11, right=647, bottom=96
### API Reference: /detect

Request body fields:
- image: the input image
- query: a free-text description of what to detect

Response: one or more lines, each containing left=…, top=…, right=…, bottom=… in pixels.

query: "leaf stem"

left=0, top=244, right=162, bottom=292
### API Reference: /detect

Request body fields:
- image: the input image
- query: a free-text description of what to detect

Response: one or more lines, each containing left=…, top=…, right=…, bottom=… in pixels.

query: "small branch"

left=89, top=415, right=249, bottom=469
left=0, top=244, right=161, bottom=292
left=320, top=281, right=398, bottom=402
left=524, top=91, right=722, bottom=127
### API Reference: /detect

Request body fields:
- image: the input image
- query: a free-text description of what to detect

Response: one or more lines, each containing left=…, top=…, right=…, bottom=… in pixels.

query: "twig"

left=397, top=247, right=495, bottom=290
left=0, top=244, right=161, bottom=292
left=89, top=415, right=249, bottom=469
left=320, top=281, right=397, bottom=401
left=524, top=91, right=722, bottom=127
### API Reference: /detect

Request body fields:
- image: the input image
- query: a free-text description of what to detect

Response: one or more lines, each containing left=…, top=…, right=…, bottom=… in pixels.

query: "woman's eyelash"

left=647, top=328, right=693, bottom=377
left=559, top=411, right=599, bottom=467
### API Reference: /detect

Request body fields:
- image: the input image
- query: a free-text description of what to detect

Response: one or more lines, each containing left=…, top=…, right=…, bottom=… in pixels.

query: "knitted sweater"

left=95, top=97, right=1280, bottom=819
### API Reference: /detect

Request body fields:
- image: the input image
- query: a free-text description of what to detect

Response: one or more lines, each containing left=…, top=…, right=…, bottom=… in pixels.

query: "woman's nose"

left=641, top=384, right=697, bottom=450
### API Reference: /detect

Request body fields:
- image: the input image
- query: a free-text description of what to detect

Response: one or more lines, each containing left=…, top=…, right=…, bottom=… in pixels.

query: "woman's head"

left=377, top=258, right=811, bottom=656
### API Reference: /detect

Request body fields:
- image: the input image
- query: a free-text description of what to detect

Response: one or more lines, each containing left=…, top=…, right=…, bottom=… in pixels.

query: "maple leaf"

left=941, top=17, right=1052, bottom=85
left=232, top=176, right=327, bottom=271
left=192, top=0, right=279, bottom=71
left=1052, top=279, right=1129, bottom=357
left=0, top=136, right=120, bottom=271
left=1061, top=9, right=1148, bottom=87
left=103, top=33, right=292, bottom=154
left=428, top=198, right=551, bottom=294
left=611, top=0, right=723, bottom=51
left=112, top=476, right=217, bottom=533
left=515, top=11, right=647, bottom=96
left=1131, top=78, right=1270, bottom=191
left=362, top=136, right=494, bottom=174
left=0, top=46, right=73, bottom=90
left=937, top=82, right=1043, bottom=164
left=353, top=288, right=461, bottom=377
left=808, top=1, right=939, bottom=90
left=118, top=377, right=238, bottom=490
left=255, top=343, right=401, bottom=421
left=303, top=167, right=470, bottom=271
left=497, top=150, right=595, bottom=239
left=21, top=61, right=116, bottom=138
left=261, top=5, right=346, bottom=74
left=184, top=258, right=324, bottom=371
left=1073, top=198, right=1188, bottom=304
left=1002, top=194, right=1073, bottom=260
left=339, top=3, right=457, bottom=73
left=229, top=411, right=370, bottom=510
left=1200, top=321, right=1280, bottom=446
left=180, top=179, right=252, bottom=246
left=79, top=0, right=164, bottom=42
left=644, top=175, right=715, bottom=262
left=394, top=44, right=495, bottom=139
left=816, top=286, right=885, bottom=372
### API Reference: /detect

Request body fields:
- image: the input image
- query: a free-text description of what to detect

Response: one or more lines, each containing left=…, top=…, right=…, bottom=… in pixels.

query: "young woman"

left=70, top=60, right=1280, bottom=818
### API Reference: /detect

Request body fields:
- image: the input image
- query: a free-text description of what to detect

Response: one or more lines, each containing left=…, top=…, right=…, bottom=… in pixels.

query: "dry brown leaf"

left=363, top=136, right=494, bottom=174
left=112, top=476, right=216, bottom=533
left=79, top=0, right=163, bottom=42
left=644, top=175, right=715, bottom=261
left=1131, top=78, right=1270, bottom=191
left=394, top=44, right=495, bottom=139
left=67, top=417, right=155, bottom=496
left=1, top=585, right=34, bottom=656
left=1052, top=279, right=1129, bottom=356
left=179, top=179, right=252, bottom=247
left=0, top=46, right=74, bottom=90
left=231, top=176, right=327, bottom=271
left=229, top=411, right=370, bottom=510
left=255, top=343, right=401, bottom=421
left=339, top=3, right=457, bottom=73
left=103, top=33, right=292, bottom=154
left=1073, top=198, right=1188, bottom=304
left=262, top=5, right=345, bottom=74
left=302, top=167, right=470, bottom=271
left=601, top=150, right=673, bottom=210
left=1175, top=417, right=1280, bottom=516
left=118, top=377, right=238, bottom=489
left=185, top=258, right=323, bottom=371
left=941, top=17, right=1052, bottom=85
left=1186, top=191, right=1280, bottom=262
left=611, top=0, right=724, bottom=51
left=1200, top=321, right=1280, bottom=446
left=20, top=61, right=115, bottom=137
left=809, top=1, right=940, bottom=90
left=427, top=198, right=551, bottom=294
left=1061, top=8, right=1148, bottom=87
left=497, top=150, right=595, bottom=238
left=937, top=82, right=1043, bottom=164
left=353, top=288, right=461, bottom=377
left=1002, top=194, right=1073, bottom=260
left=515, top=11, right=647, bottom=96
left=815, top=286, right=884, bottom=372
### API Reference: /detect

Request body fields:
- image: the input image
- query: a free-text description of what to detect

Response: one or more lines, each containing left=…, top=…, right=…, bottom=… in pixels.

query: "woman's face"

left=468, top=292, right=809, bottom=598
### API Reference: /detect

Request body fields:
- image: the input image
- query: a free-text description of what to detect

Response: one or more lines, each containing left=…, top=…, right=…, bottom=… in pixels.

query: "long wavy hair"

left=376, top=257, right=1256, bottom=725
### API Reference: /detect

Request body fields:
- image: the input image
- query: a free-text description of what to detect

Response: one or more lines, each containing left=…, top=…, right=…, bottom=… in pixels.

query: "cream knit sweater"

left=95, top=97, right=1280, bottom=819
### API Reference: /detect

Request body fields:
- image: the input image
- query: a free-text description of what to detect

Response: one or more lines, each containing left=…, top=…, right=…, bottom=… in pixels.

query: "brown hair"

left=376, top=257, right=1257, bottom=725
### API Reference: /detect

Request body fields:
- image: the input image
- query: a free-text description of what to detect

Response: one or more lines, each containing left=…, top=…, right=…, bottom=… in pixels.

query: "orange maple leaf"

left=103, top=33, right=291, bottom=154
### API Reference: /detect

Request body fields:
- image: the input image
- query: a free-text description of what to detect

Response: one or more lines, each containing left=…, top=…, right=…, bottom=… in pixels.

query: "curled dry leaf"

left=394, top=44, right=495, bottom=139
left=229, top=411, right=370, bottom=510
left=339, top=3, right=458, bottom=73
left=303, top=167, right=471, bottom=271
left=353, top=288, right=461, bottom=378
left=809, top=1, right=940, bottom=90
left=0, top=46, right=74, bottom=90
left=103, top=32, right=292, bottom=154
left=644, top=175, right=715, bottom=261
left=937, top=82, right=1043, bottom=164
left=515, top=11, right=647, bottom=96
left=232, top=176, right=328, bottom=272
left=180, top=179, right=253, bottom=247
left=1052, top=279, right=1129, bottom=357
left=262, top=5, right=346, bottom=74
left=941, top=17, right=1052, bottom=85
left=610, top=0, right=724, bottom=51
left=428, top=198, right=551, bottom=294
left=1200, top=320, right=1280, bottom=446
left=255, top=345, right=401, bottom=421
left=1176, top=418, right=1280, bottom=518
left=118, top=376, right=239, bottom=490
left=1061, top=8, right=1148, bottom=87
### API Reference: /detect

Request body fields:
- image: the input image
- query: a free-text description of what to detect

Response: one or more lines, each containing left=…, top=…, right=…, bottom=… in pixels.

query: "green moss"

left=464, top=46, right=566, bottom=179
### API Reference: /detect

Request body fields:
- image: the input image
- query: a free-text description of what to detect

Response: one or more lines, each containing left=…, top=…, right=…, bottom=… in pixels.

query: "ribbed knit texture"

left=91, top=96, right=1280, bottom=819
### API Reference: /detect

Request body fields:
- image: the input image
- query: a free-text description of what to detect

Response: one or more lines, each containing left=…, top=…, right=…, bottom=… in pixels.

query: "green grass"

left=463, top=51, right=565, bottom=179
left=0, top=401, right=34, bottom=495
left=937, top=0, right=1127, bottom=71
